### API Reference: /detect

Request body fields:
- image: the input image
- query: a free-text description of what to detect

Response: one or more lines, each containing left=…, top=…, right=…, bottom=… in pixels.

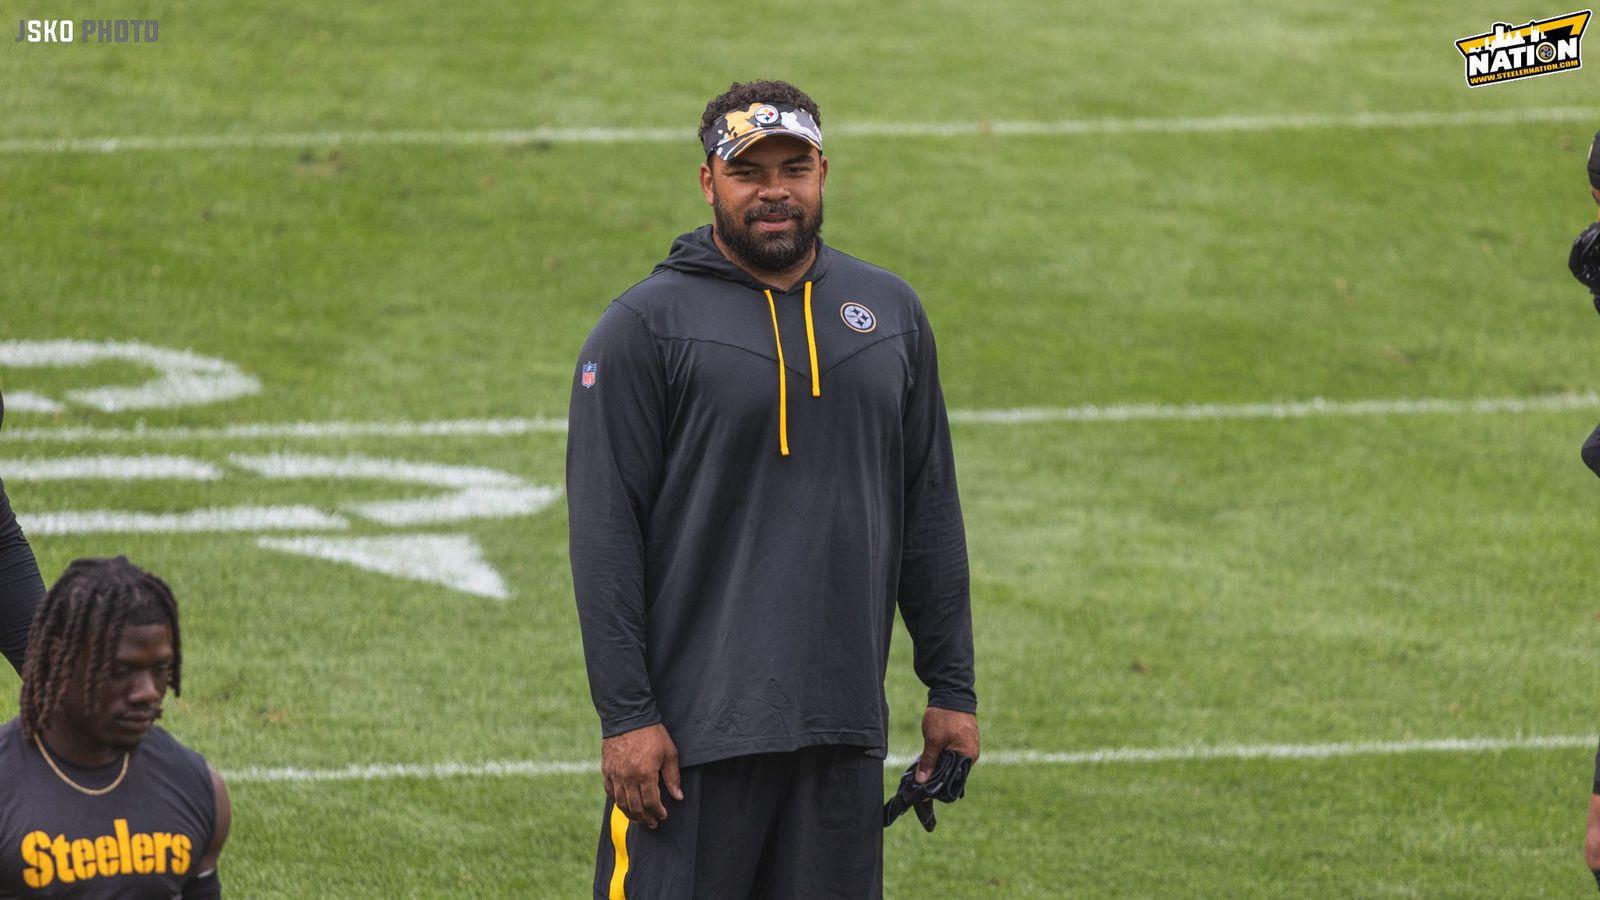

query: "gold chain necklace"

left=35, top=738, right=130, bottom=797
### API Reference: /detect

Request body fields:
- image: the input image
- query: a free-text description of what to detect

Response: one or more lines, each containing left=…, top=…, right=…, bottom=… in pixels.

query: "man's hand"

left=601, top=723, right=683, bottom=829
left=916, top=707, right=979, bottom=785
left=885, top=709, right=979, bottom=832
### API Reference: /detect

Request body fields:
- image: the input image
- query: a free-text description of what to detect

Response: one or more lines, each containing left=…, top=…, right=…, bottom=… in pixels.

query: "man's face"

left=700, top=135, right=827, bottom=273
left=62, top=623, right=173, bottom=750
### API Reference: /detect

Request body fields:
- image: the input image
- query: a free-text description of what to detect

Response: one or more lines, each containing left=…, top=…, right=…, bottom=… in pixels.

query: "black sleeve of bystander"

left=0, top=394, right=47, bottom=675
left=1569, top=222, right=1600, bottom=303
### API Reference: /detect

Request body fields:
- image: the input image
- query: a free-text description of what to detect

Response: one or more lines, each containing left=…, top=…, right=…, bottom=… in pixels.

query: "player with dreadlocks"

left=0, top=556, right=231, bottom=898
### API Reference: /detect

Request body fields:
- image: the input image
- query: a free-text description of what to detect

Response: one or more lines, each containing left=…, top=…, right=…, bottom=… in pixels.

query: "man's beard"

left=712, top=192, right=824, bottom=274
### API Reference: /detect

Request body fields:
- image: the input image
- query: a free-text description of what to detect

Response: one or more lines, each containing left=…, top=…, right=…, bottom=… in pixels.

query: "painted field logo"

left=1456, top=9, right=1590, bottom=86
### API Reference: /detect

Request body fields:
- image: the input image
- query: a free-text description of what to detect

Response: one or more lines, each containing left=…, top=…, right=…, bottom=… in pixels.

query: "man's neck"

left=39, top=723, right=122, bottom=769
left=712, top=232, right=816, bottom=293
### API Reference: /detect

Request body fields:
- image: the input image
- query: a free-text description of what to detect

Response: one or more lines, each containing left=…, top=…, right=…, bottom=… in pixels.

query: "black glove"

left=1569, top=221, right=1600, bottom=296
left=882, top=750, right=972, bottom=832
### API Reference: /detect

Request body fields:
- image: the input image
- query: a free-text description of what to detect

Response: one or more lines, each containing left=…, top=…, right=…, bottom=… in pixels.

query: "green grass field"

left=4, top=1, right=1600, bottom=895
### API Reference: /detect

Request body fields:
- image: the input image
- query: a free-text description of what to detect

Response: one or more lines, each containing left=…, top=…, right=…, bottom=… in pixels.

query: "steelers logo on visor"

left=704, top=102, right=823, bottom=161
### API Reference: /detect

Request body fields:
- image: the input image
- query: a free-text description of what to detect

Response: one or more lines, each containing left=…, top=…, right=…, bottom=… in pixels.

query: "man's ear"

left=700, top=160, right=716, bottom=206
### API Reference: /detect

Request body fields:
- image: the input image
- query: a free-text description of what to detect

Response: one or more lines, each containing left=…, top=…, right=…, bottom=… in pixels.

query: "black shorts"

left=594, top=744, right=884, bottom=900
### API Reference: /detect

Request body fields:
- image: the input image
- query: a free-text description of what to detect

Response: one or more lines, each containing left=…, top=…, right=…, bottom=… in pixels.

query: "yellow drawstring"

left=803, top=281, right=820, bottom=398
left=763, top=281, right=820, bottom=457
left=763, top=289, right=790, bottom=456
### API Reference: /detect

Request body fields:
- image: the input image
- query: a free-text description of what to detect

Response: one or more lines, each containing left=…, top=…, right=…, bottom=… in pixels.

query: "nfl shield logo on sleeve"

left=581, top=361, right=597, bottom=389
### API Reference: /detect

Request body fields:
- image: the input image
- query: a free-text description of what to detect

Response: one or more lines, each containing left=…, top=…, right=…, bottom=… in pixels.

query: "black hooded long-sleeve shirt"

left=0, top=393, right=45, bottom=675
left=567, top=226, right=975, bottom=768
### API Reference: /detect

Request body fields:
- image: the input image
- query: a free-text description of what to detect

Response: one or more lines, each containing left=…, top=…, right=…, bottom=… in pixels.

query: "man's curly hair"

left=698, top=80, right=822, bottom=160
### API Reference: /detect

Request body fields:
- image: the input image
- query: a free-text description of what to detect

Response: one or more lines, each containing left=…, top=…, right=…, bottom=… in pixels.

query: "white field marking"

left=256, top=534, right=509, bottom=600
left=226, top=758, right=597, bottom=783
left=20, top=506, right=348, bottom=536
left=945, top=391, right=1600, bottom=425
left=4, top=392, right=64, bottom=414
left=349, top=485, right=562, bottom=526
left=227, top=452, right=563, bottom=525
left=0, top=452, right=551, bottom=596
left=0, top=340, right=260, bottom=412
left=0, top=417, right=567, bottom=444
left=1, top=107, right=1596, bottom=155
left=220, top=734, right=1597, bottom=785
left=896, top=734, right=1599, bottom=767
left=229, top=452, right=521, bottom=488
left=3, top=455, right=223, bottom=480
left=2, top=392, right=1596, bottom=446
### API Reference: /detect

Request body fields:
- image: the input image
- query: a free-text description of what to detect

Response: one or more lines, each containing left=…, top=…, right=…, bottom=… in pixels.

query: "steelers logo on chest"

left=839, top=302, right=876, bottom=333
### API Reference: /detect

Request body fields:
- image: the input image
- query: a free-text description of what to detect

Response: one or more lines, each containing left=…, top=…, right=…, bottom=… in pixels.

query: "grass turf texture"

left=4, top=0, right=1600, bottom=895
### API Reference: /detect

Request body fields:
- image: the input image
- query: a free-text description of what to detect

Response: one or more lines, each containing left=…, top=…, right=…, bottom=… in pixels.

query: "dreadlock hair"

left=19, top=556, right=181, bottom=742
left=698, top=80, right=822, bottom=162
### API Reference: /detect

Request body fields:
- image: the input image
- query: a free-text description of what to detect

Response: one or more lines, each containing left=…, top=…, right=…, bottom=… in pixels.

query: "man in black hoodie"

left=1571, top=130, right=1600, bottom=893
left=1572, top=130, right=1600, bottom=479
left=0, top=391, right=46, bottom=675
left=568, top=80, right=979, bottom=898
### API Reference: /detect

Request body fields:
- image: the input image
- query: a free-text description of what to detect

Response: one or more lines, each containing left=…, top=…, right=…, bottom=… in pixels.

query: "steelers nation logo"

left=840, top=302, right=876, bottom=333
left=755, top=105, right=780, bottom=125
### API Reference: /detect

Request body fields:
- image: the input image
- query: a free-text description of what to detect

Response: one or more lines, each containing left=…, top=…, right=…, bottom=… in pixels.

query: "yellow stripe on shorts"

left=608, top=803, right=631, bottom=900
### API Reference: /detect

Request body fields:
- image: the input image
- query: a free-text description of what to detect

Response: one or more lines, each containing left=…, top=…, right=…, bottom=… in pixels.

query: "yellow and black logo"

left=19, top=819, right=192, bottom=889
left=1456, top=10, right=1590, bottom=86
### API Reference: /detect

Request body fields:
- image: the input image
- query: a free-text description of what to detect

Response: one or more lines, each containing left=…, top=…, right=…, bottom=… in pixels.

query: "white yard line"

left=0, top=418, right=566, bottom=444
left=1, top=392, right=1595, bottom=445
left=953, top=734, right=1596, bottom=766
left=1, top=107, right=1594, bottom=155
left=226, top=758, right=598, bottom=784
left=945, top=391, right=1600, bottom=425
left=229, top=452, right=523, bottom=487
left=22, top=506, right=348, bottom=536
left=222, top=734, right=1596, bottom=784
left=3, top=455, right=222, bottom=480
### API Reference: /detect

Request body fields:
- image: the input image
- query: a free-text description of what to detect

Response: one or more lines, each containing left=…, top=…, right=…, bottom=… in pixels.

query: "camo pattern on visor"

left=703, top=102, right=823, bottom=161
